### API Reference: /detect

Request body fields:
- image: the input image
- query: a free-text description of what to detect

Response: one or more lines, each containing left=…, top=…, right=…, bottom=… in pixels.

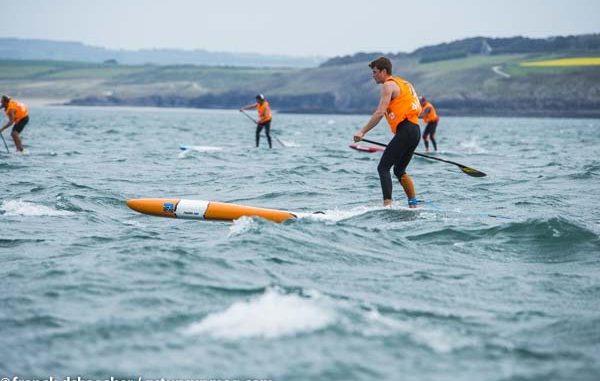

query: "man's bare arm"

left=354, top=82, right=394, bottom=141
left=0, top=109, right=14, bottom=132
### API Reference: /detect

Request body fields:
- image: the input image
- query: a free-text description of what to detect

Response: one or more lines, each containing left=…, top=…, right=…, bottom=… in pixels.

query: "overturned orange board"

left=127, top=198, right=296, bottom=223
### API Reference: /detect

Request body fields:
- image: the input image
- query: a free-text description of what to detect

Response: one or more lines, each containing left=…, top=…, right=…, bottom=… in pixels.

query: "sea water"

left=1, top=106, right=599, bottom=380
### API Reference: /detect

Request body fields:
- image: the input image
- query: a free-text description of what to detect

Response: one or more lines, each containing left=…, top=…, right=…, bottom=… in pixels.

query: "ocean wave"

left=0, top=161, right=28, bottom=170
left=486, top=217, right=599, bottom=250
left=215, top=204, right=423, bottom=227
left=568, top=162, right=600, bottom=179
left=367, top=309, right=478, bottom=353
left=0, top=237, right=46, bottom=248
left=296, top=205, right=419, bottom=224
left=408, top=217, right=599, bottom=260
left=279, top=140, right=299, bottom=147
left=1, top=200, right=74, bottom=217
left=458, top=137, right=488, bottom=154
left=186, top=288, right=335, bottom=339
left=228, top=216, right=259, bottom=237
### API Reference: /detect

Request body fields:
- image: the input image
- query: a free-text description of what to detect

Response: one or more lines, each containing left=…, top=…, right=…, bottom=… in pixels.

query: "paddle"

left=240, top=110, right=286, bottom=147
left=0, top=132, right=9, bottom=153
left=359, top=138, right=487, bottom=177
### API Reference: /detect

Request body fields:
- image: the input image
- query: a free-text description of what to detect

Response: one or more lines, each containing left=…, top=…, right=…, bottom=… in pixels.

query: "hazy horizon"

left=1, top=0, right=599, bottom=57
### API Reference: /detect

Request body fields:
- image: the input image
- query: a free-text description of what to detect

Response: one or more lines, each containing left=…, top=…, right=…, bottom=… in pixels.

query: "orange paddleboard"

left=127, top=198, right=296, bottom=223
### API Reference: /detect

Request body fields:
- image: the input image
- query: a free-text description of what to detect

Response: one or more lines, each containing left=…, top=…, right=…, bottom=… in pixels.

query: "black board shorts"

left=423, top=121, right=438, bottom=137
left=12, top=115, right=29, bottom=133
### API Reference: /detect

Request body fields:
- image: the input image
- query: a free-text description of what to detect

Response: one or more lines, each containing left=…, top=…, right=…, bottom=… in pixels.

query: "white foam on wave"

left=178, top=145, right=223, bottom=158
left=228, top=216, right=256, bottom=237
left=177, top=150, right=193, bottom=159
left=364, top=309, right=478, bottom=353
left=279, top=140, right=299, bottom=147
left=121, top=219, right=145, bottom=227
left=183, top=145, right=223, bottom=152
left=1, top=200, right=73, bottom=216
left=296, top=205, right=418, bottom=223
left=459, top=137, right=487, bottom=154
left=186, top=289, right=336, bottom=339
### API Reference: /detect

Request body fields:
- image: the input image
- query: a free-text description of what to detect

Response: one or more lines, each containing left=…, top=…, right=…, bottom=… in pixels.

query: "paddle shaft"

left=360, top=138, right=486, bottom=177
left=0, top=132, right=9, bottom=153
left=241, top=110, right=258, bottom=124
left=362, top=138, right=459, bottom=164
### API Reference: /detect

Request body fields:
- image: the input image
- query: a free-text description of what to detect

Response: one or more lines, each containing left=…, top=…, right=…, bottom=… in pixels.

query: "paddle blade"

left=460, top=166, right=487, bottom=177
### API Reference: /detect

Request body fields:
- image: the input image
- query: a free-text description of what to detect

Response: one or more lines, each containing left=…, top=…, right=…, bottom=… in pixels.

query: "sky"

left=1, top=0, right=599, bottom=57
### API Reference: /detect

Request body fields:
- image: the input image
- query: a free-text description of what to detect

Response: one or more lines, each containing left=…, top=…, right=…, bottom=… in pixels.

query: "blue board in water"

left=179, top=145, right=223, bottom=152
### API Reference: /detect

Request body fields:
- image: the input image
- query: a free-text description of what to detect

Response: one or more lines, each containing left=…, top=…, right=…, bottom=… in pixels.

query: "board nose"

left=127, top=198, right=179, bottom=218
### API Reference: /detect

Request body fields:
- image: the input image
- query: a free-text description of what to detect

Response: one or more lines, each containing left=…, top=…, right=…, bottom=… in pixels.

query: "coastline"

left=57, top=98, right=600, bottom=119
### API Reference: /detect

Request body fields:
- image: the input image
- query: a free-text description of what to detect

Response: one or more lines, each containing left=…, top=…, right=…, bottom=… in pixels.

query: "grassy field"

left=521, top=57, right=600, bottom=67
left=418, top=54, right=528, bottom=72
left=0, top=59, right=295, bottom=100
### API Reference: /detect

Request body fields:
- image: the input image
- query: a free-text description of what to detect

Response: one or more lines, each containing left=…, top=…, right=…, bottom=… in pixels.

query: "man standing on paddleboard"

left=419, top=96, right=440, bottom=152
left=353, top=57, right=422, bottom=208
left=240, top=94, right=273, bottom=148
left=0, top=95, right=30, bottom=154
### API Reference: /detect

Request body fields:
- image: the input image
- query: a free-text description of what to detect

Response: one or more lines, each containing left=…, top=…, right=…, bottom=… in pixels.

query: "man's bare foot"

left=383, top=199, right=392, bottom=208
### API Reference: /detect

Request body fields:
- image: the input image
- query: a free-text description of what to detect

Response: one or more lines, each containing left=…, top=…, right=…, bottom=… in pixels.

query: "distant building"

left=103, top=59, right=118, bottom=65
left=480, top=40, right=493, bottom=55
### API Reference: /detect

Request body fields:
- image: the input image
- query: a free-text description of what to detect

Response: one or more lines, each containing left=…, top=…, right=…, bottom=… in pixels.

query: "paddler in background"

left=419, top=96, right=440, bottom=152
left=353, top=57, right=422, bottom=208
left=240, top=94, right=273, bottom=148
left=0, top=95, right=30, bottom=153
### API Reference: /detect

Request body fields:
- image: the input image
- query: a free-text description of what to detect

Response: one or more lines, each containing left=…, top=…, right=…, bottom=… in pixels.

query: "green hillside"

left=0, top=59, right=293, bottom=99
left=1, top=45, right=599, bottom=117
left=233, top=53, right=600, bottom=117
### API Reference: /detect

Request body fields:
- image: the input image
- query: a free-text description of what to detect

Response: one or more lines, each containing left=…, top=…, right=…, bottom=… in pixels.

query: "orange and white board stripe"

left=127, top=198, right=296, bottom=223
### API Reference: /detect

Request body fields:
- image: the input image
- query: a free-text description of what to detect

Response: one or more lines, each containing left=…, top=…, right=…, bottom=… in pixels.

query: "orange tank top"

left=421, top=101, right=439, bottom=123
left=256, top=101, right=272, bottom=123
left=6, top=99, right=28, bottom=123
left=384, top=77, right=421, bottom=133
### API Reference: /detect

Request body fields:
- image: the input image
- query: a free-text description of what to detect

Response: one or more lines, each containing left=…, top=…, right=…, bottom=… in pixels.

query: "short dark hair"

left=369, top=56, right=392, bottom=75
left=0, top=95, right=9, bottom=109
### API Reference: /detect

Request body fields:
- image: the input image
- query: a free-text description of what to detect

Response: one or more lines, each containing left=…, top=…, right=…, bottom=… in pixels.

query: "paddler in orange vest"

left=419, top=96, right=440, bottom=152
left=353, top=57, right=422, bottom=208
left=240, top=94, right=273, bottom=148
left=0, top=95, right=30, bottom=153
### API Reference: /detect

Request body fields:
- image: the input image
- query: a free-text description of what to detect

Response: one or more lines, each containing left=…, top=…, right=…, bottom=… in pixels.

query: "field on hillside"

left=0, top=59, right=294, bottom=100
left=521, top=57, right=600, bottom=67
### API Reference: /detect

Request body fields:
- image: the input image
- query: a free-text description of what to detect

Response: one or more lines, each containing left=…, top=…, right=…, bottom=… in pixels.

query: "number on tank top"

left=407, top=84, right=420, bottom=111
left=408, top=84, right=417, bottom=97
